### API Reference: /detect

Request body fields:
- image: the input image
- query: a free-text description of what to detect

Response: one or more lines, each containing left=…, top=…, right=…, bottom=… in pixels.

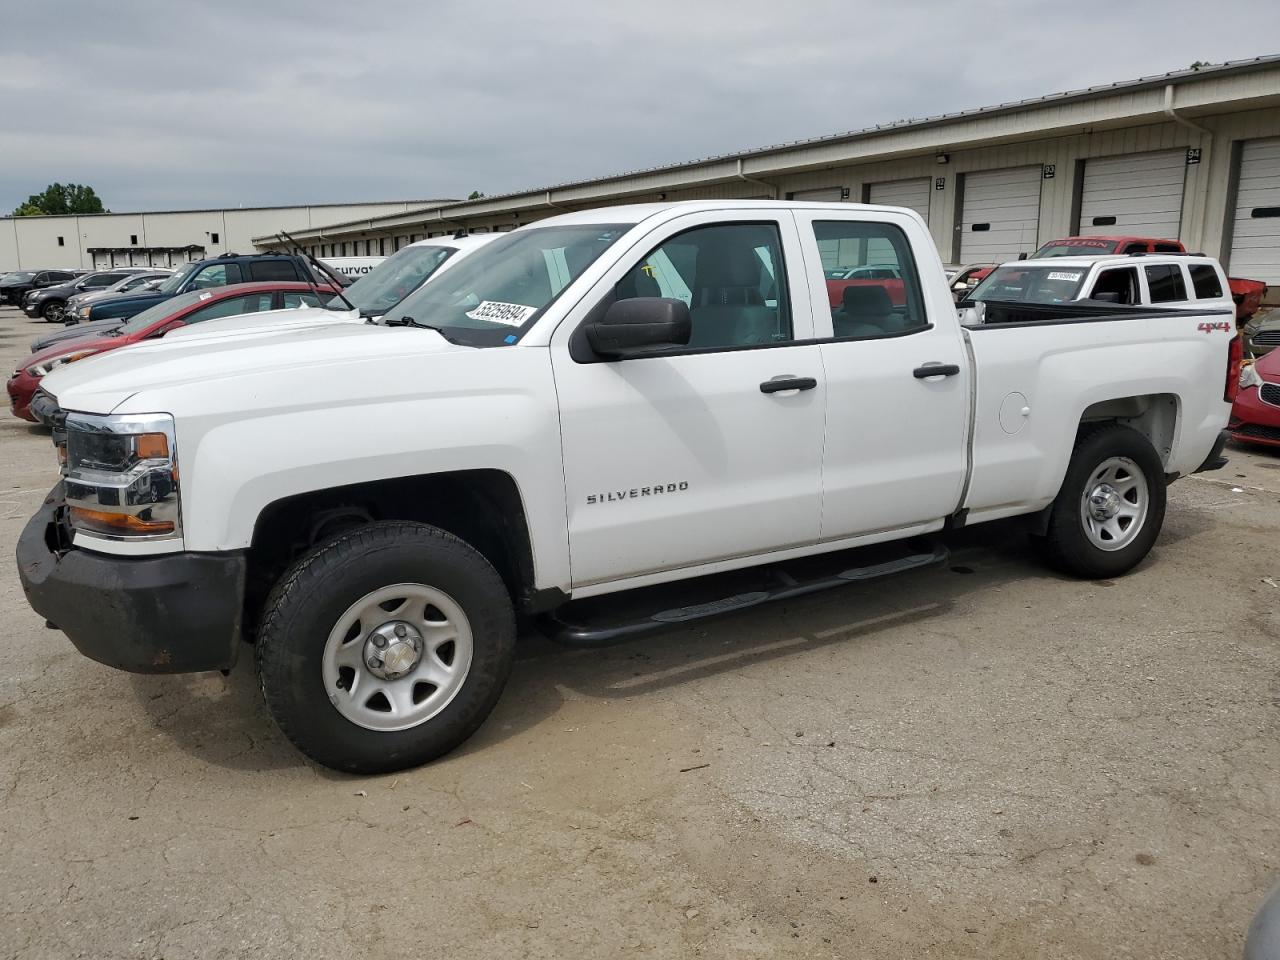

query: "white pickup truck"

left=18, top=200, right=1239, bottom=773
left=959, top=253, right=1237, bottom=325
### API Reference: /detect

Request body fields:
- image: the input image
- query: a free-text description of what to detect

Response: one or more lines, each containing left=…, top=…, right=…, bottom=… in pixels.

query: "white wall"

left=0, top=202, right=424, bottom=271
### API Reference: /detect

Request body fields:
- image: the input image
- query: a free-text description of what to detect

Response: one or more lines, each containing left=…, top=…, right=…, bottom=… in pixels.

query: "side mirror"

left=1016, top=252, right=1029, bottom=261
left=585, top=297, right=691, bottom=359
left=1090, top=292, right=1122, bottom=304
left=153, top=320, right=185, bottom=337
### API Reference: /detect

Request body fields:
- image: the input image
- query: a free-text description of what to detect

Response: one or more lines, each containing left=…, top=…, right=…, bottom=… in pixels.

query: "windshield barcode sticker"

left=464, top=301, right=537, bottom=326
left=1047, top=272, right=1082, bottom=281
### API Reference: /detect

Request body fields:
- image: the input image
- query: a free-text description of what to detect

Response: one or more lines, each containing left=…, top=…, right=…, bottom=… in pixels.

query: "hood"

left=43, top=321, right=475, bottom=416
left=30, top=318, right=124, bottom=353
left=1256, top=340, right=1280, bottom=378
left=90, top=290, right=169, bottom=311
left=164, top=306, right=359, bottom=341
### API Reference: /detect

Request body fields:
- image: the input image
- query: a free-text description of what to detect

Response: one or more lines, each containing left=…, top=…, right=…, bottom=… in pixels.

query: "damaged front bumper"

left=17, top=483, right=247, bottom=673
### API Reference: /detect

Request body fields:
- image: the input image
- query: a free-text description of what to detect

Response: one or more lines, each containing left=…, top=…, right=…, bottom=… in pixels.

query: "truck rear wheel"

left=256, top=520, right=515, bottom=774
left=1037, top=424, right=1167, bottom=579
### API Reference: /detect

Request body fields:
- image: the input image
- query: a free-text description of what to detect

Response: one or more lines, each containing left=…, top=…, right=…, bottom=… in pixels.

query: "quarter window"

left=1188, top=263, right=1224, bottom=299
left=614, top=222, right=791, bottom=349
left=812, top=220, right=927, bottom=338
left=1144, top=264, right=1188, bottom=303
left=248, top=260, right=299, bottom=282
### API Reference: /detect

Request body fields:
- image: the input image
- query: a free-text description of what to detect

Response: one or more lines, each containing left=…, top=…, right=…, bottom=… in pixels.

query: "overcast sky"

left=1, top=1, right=1278, bottom=214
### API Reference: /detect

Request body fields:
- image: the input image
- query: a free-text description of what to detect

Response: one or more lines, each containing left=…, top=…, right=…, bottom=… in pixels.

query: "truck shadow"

left=125, top=512, right=1212, bottom=774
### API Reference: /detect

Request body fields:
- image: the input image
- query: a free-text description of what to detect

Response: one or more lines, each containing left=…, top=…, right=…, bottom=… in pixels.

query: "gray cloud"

left=1, top=0, right=1277, bottom=212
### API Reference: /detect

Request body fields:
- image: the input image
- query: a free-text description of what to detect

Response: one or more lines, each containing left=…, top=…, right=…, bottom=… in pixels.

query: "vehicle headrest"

left=842, top=285, right=893, bottom=314
left=694, top=244, right=761, bottom=290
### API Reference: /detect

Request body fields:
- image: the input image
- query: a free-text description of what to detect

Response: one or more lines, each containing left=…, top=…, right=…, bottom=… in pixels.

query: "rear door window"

left=181, top=293, right=274, bottom=325
left=1188, top=263, right=1224, bottom=299
left=1144, top=264, right=1188, bottom=303
left=812, top=220, right=928, bottom=339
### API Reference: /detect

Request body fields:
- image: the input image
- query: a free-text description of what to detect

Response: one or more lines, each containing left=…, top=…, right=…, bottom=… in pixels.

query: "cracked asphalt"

left=1, top=303, right=1277, bottom=958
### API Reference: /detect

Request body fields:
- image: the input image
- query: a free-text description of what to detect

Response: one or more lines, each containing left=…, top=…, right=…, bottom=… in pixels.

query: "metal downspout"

left=1163, top=83, right=1212, bottom=137
left=736, top=158, right=778, bottom=198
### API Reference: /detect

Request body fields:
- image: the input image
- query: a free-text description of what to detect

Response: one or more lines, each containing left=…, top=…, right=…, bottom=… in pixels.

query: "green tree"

left=11, top=182, right=108, bottom=217
left=467, top=190, right=485, bottom=200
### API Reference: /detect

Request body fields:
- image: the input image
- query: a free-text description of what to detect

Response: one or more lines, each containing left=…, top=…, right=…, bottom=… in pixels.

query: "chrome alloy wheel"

left=44, top=302, right=65, bottom=322
left=321, top=583, right=474, bottom=732
left=1079, top=456, right=1148, bottom=552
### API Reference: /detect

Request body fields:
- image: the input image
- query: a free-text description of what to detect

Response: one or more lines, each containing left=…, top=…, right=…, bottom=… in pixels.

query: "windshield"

left=968, top=265, right=1088, bottom=304
left=1032, top=240, right=1119, bottom=258
left=393, top=224, right=629, bottom=346
left=154, top=263, right=198, bottom=294
left=3, top=272, right=35, bottom=283
left=327, top=245, right=455, bottom=316
left=114, top=289, right=207, bottom=336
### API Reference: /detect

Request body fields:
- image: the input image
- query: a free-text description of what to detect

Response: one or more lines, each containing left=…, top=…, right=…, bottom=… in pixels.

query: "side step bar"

left=544, top=540, right=949, bottom=648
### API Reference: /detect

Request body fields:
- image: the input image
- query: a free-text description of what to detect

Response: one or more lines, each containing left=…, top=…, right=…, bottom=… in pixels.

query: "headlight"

left=64, top=412, right=181, bottom=541
left=1240, top=362, right=1264, bottom=391
left=78, top=306, right=92, bottom=318
left=28, top=349, right=97, bottom=377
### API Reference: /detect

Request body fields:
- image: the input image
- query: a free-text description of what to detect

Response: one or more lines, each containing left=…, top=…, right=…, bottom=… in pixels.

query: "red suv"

left=8, top=281, right=336, bottom=422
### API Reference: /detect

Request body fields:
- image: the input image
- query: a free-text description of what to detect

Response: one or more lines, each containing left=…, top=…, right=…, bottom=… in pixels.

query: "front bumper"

left=17, top=484, right=247, bottom=674
left=23, top=300, right=45, bottom=317
left=1231, top=385, right=1280, bottom=447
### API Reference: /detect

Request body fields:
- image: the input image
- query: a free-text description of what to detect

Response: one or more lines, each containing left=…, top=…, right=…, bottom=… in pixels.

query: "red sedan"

left=1232, top=348, right=1280, bottom=448
left=7, top=281, right=335, bottom=422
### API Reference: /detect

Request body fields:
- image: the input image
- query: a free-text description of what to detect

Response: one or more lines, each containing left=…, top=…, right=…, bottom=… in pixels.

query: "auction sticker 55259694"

left=464, top=301, right=538, bottom=326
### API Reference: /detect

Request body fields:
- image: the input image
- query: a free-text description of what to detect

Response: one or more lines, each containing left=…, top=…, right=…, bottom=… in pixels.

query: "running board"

left=544, top=539, right=949, bottom=648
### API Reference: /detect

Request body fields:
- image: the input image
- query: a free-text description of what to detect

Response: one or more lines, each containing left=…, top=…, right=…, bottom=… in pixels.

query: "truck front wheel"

left=1036, top=424, right=1167, bottom=579
left=256, top=520, right=516, bottom=773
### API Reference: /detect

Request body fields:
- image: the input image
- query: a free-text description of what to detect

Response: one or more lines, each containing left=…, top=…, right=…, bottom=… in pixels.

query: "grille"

left=1252, top=329, right=1280, bottom=346
left=1262, top=383, right=1280, bottom=407
left=1233, top=422, right=1280, bottom=442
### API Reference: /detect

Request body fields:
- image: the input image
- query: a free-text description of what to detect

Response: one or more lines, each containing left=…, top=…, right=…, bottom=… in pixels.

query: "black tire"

left=257, top=520, right=516, bottom=774
left=1037, top=424, right=1167, bottom=579
left=41, top=300, right=66, bottom=323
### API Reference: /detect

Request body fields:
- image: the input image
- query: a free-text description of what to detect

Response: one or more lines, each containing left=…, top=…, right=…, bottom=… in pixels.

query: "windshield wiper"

left=386, top=316, right=465, bottom=343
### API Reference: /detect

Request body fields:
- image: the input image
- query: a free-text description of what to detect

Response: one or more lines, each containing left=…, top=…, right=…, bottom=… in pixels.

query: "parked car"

left=7, top=281, right=336, bottom=421
left=19, top=199, right=1236, bottom=774
left=64, top=270, right=172, bottom=317
left=161, top=234, right=503, bottom=343
left=21, top=269, right=153, bottom=323
left=69, top=253, right=324, bottom=324
left=0, top=269, right=79, bottom=305
left=959, top=254, right=1235, bottom=324
left=1230, top=350, right=1280, bottom=447
left=1033, top=236, right=1268, bottom=322
left=825, top=264, right=906, bottom=308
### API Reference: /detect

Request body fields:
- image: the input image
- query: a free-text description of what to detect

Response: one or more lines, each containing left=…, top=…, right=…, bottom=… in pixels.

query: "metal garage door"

left=1078, top=150, right=1186, bottom=239
left=959, top=167, right=1042, bottom=263
left=1230, top=137, right=1280, bottom=285
left=868, top=178, right=931, bottom=221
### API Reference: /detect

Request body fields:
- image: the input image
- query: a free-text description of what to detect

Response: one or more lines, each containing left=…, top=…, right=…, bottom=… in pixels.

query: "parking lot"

left=0, top=300, right=1277, bottom=959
